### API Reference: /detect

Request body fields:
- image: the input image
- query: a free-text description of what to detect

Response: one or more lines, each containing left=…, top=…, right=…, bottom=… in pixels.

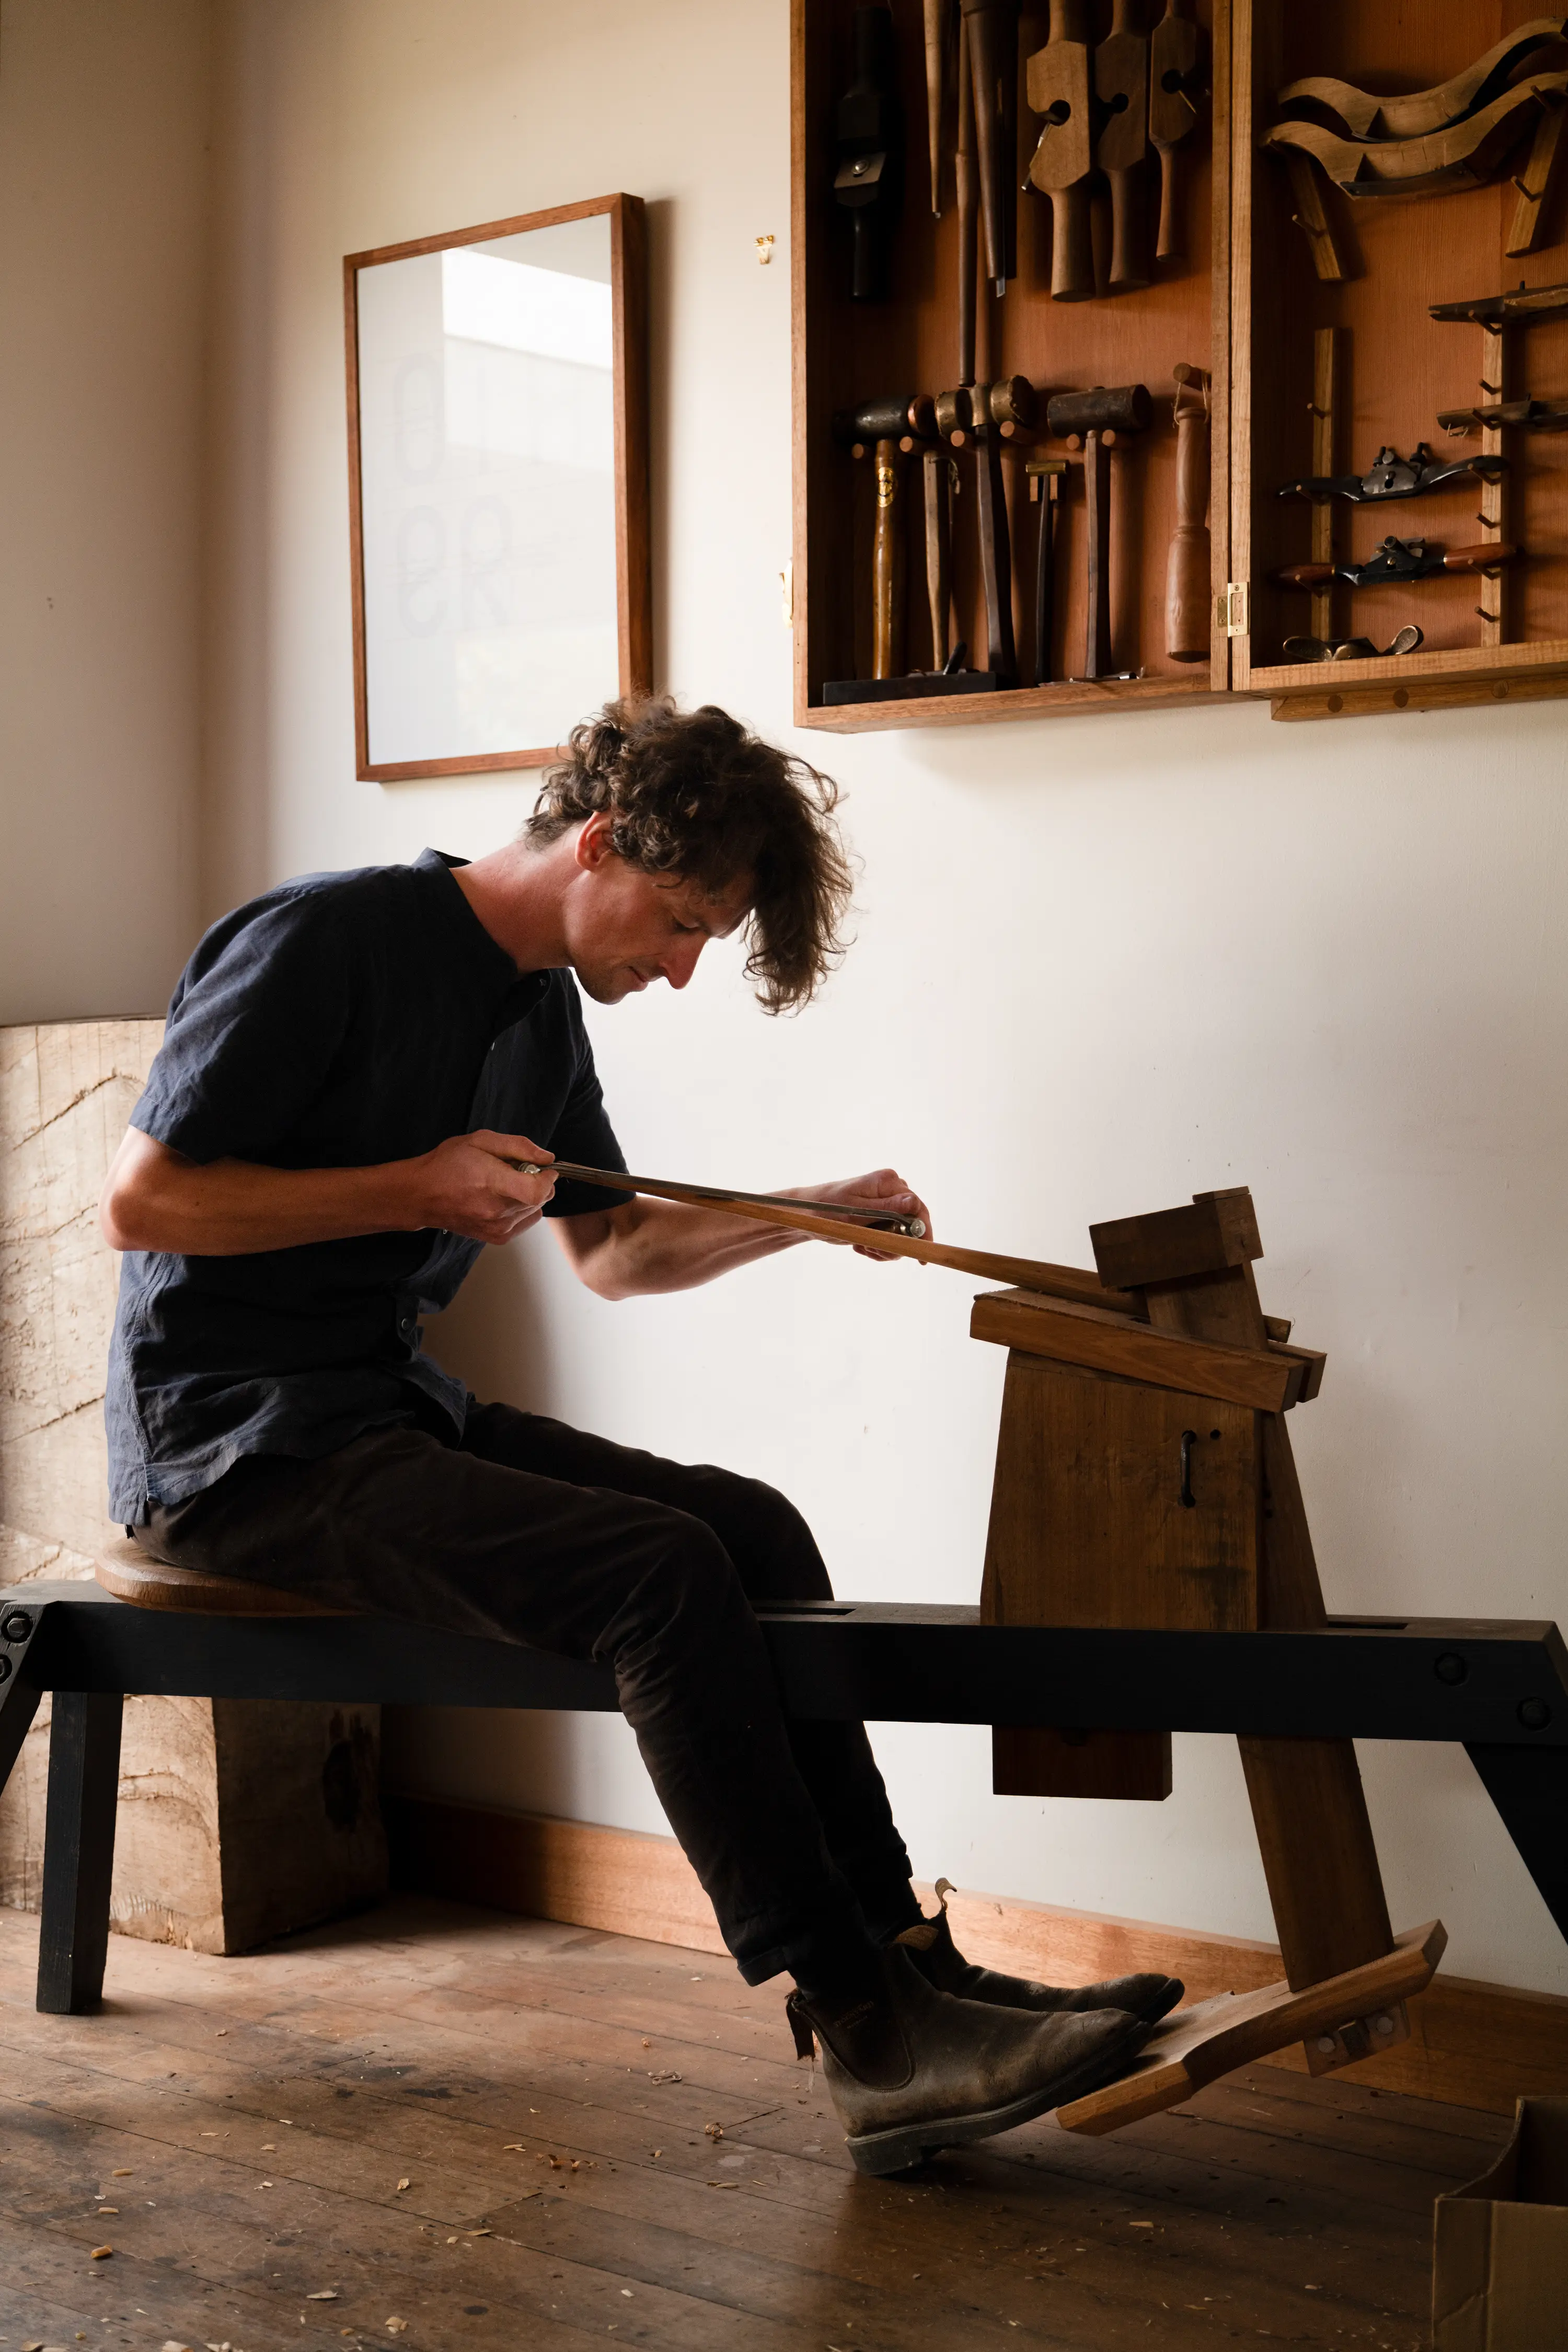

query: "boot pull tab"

left=894, top=1876, right=958, bottom=1953
left=785, top=1992, right=817, bottom=2062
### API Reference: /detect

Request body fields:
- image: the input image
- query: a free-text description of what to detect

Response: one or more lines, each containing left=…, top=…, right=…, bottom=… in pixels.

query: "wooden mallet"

left=1045, top=383, right=1151, bottom=679
left=834, top=394, right=939, bottom=678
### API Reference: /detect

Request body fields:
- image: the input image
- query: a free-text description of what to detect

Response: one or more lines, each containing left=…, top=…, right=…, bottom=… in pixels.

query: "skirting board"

left=384, top=1793, right=1568, bottom=2119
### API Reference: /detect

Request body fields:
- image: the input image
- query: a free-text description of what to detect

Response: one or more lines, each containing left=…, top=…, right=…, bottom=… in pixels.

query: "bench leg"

left=1467, top=1742, right=1568, bottom=1946
left=37, top=1691, right=124, bottom=2015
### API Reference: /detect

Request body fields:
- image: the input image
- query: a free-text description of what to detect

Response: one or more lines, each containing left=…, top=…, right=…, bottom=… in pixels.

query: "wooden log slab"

left=1, top=1019, right=387, bottom=1954
left=1057, top=1918, right=1448, bottom=2135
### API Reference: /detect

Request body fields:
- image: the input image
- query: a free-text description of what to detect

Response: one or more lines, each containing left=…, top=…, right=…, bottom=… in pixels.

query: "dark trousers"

left=137, top=1402, right=918, bottom=1987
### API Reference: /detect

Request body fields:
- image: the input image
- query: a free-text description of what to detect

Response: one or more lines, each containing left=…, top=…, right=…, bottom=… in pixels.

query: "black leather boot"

left=894, top=1884, right=1183, bottom=2026
left=786, top=1944, right=1150, bottom=2176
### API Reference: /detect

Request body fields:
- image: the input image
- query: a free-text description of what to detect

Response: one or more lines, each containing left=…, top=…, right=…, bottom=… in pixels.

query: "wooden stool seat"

left=95, top=1529, right=353, bottom=1618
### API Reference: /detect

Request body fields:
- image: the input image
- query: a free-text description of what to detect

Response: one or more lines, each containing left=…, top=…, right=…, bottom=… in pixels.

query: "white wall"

left=13, top=0, right=1567, bottom=1995
left=0, top=0, right=209, bottom=1022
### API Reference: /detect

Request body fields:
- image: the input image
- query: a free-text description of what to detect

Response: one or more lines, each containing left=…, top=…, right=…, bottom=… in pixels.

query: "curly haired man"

left=99, top=698, right=1176, bottom=2174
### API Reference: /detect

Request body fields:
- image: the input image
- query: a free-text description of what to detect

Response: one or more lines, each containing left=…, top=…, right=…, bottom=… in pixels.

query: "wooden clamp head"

left=1089, top=1186, right=1262, bottom=1291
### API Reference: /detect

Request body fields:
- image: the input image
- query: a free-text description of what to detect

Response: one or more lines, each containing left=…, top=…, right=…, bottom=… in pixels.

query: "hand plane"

left=1278, top=443, right=1507, bottom=505
left=1277, top=535, right=1518, bottom=592
left=1282, top=625, right=1424, bottom=663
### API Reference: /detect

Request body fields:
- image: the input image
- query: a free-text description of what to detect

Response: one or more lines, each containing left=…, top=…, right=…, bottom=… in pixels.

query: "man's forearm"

left=101, top=1138, right=428, bottom=1256
left=561, top=1195, right=801, bottom=1299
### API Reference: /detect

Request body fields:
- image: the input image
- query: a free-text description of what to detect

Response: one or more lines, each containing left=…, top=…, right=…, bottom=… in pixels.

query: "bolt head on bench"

left=94, top=1529, right=352, bottom=1617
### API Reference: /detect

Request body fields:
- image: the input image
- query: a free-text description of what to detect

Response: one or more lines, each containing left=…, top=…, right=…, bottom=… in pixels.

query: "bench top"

left=2, top=1581, right=1563, bottom=1747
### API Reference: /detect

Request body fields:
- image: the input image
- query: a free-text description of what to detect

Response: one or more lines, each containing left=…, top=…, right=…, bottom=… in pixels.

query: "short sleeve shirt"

left=106, top=849, right=631, bottom=1523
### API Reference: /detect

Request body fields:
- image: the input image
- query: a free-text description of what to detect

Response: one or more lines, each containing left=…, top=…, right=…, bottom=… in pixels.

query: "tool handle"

left=1443, top=540, right=1519, bottom=572
left=1083, top=430, right=1112, bottom=678
left=924, top=0, right=949, bottom=215
left=1032, top=472, right=1058, bottom=685
left=871, top=437, right=906, bottom=678
left=1106, top=162, right=1150, bottom=290
left=1166, top=370, right=1210, bottom=661
left=962, top=0, right=1014, bottom=290
left=924, top=449, right=953, bottom=667
left=1276, top=561, right=1334, bottom=590
left=956, top=26, right=978, bottom=382
left=973, top=420, right=1017, bottom=679
left=1155, top=139, right=1182, bottom=259
left=1050, top=180, right=1095, bottom=298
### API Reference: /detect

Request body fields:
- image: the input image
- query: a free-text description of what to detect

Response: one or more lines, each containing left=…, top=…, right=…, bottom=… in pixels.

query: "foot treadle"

left=1055, top=1919, right=1446, bottom=2136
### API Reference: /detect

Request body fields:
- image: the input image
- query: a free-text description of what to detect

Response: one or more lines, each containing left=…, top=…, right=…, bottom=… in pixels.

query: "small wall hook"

left=756, top=235, right=775, bottom=265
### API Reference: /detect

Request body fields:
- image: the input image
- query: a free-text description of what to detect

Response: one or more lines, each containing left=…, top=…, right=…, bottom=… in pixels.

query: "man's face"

left=564, top=812, right=751, bottom=1005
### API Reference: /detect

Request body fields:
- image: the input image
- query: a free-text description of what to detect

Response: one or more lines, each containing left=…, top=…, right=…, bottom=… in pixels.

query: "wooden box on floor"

left=0, top=1020, right=387, bottom=1954
left=791, top=2, right=1568, bottom=732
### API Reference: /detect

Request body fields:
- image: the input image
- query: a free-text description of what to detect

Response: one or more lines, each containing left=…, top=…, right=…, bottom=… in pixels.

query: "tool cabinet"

left=791, top=1, right=1568, bottom=729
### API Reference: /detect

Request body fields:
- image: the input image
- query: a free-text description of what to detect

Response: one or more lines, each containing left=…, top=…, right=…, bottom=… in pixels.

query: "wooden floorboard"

left=0, top=1896, right=1508, bottom=2351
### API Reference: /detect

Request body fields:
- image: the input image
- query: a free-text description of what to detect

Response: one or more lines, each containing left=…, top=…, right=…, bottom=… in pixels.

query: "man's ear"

left=574, top=810, right=617, bottom=871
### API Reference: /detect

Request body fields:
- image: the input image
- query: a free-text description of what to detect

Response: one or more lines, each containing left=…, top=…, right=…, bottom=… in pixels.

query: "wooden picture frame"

left=344, top=192, right=651, bottom=783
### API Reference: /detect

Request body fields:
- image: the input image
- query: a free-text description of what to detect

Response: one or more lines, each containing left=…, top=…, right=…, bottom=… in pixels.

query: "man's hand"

left=782, top=1168, right=933, bottom=1260
left=410, top=1131, right=557, bottom=1245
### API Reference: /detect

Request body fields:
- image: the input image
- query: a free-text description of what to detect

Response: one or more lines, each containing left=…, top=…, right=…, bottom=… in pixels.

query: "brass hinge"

left=1216, top=580, right=1250, bottom=637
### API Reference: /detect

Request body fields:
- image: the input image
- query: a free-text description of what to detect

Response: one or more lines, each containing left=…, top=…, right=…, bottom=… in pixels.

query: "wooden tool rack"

left=792, top=1, right=1568, bottom=731
left=1, top=1570, right=1562, bottom=2132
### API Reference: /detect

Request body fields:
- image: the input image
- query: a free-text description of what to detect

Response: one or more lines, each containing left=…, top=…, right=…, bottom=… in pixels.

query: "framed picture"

left=344, top=193, right=650, bottom=782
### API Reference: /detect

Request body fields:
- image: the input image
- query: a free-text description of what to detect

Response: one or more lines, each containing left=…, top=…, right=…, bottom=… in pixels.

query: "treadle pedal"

left=1054, top=1919, right=1446, bottom=2136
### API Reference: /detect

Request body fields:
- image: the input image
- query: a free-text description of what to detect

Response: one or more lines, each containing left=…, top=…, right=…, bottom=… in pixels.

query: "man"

left=100, top=697, right=1177, bottom=2177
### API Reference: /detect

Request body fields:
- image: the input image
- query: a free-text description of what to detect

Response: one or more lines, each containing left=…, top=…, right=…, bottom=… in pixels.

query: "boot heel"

left=846, top=2127, right=942, bottom=2177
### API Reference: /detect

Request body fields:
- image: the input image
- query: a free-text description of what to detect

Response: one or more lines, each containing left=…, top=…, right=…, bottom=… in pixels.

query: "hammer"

left=834, top=394, right=939, bottom=678
left=938, top=378, right=1036, bottom=680
left=1045, top=383, right=1150, bottom=679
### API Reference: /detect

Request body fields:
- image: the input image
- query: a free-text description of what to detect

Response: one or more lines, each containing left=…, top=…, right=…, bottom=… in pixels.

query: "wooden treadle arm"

left=1056, top=1918, right=1447, bottom=2135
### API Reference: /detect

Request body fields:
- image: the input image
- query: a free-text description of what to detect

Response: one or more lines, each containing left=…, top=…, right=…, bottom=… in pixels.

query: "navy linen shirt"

left=106, top=848, right=631, bottom=1523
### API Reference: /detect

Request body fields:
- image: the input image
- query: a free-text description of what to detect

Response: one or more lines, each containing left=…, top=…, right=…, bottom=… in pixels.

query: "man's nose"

left=662, top=935, right=707, bottom=990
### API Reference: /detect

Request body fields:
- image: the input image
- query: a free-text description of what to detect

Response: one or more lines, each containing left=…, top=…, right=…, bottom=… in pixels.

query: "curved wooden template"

left=1276, top=18, right=1568, bottom=143
left=1264, top=74, right=1568, bottom=199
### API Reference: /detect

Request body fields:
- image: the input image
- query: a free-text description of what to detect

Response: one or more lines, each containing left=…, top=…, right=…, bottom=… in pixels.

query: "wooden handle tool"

left=1148, top=0, right=1205, bottom=260
left=1027, top=457, right=1067, bottom=685
left=924, top=447, right=955, bottom=666
left=1166, top=363, right=1210, bottom=661
left=924, top=0, right=952, bottom=214
left=871, top=437, right=907, bottom=677
left=1024, top=0, right=1095, bottom=301
left=1095, top=0, right=1151, bottom=292
left=1046, top=383, right=1151, bottom=679
left=961, top=0, right=1020, bottom=295
left=955, top=19, right=979, bottom=382
left=942, top=385, right=1019, bottom=681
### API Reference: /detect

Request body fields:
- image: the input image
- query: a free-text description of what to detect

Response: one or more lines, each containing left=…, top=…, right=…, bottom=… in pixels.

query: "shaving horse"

left=2, top=1180, right=1562, bottom=2136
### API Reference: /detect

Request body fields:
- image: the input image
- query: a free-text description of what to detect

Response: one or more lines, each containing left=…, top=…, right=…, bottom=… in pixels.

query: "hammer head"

left=1045, top=383, right=1152, bottom=440
left=833, top=392, right=936, bottom=447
